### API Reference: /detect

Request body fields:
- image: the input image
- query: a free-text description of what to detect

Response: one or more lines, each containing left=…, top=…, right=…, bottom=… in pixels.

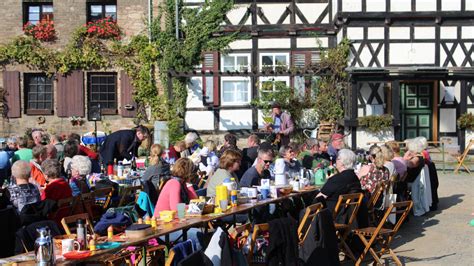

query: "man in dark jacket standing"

left=100, top=125, right=150, bottom=175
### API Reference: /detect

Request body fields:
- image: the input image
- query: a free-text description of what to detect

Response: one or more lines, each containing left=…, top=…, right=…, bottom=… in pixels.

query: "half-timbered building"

left=181, top=0, right=473, bottom=152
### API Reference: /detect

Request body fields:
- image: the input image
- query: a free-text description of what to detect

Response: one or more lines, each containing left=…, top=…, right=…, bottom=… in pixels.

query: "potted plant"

left=69, top=116, right=84, bottom=126
left=84, top=17, right=122, bottom=40
left=23, top=19, right=56, bottom=42
left=457, top=112, right=474, bottom=130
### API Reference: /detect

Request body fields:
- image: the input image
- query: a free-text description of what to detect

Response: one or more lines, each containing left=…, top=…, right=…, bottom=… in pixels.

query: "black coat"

left=100, top=130, right=140, bottom=165
left=267, top=217, right=299, bottom=266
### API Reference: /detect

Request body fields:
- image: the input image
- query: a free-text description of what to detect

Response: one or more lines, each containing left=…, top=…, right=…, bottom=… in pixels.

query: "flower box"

left=85, top=17, right=121, bottom=40
left=23, top=19, right=56, bottom=42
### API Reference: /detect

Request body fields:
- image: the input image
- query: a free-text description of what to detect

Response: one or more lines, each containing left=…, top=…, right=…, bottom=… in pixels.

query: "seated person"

left=69, top=155, right=92, bottom=196
left=198, top=140, right=219, bottom=177
left=41, top=159, right=72, bottom=201
left=154, top=158, right=198, bottom=213
left=206, top=149, right=241, bottom=197
left=30, top=145, right=48, bottom=187
left=142, top=144, right=170, bottom=189
left=357, top=145, right=390, bottom=195
left=240, top=148, right=273, bottom=187
left=165, top=141, right=186, bottom=164
left=279, top=144, right=301, bottom=176
left=6, top=160, right=40, bottom=212
left=241, top=134, right=260, bottom=173
left=316, top=149, right=362, bottom=212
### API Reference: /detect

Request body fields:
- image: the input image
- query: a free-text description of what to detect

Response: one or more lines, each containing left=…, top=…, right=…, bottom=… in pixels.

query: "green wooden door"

left=400, top=83, right=433, bottom=140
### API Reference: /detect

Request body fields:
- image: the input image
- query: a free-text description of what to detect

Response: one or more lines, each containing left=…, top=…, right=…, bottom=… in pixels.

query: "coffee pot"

left=35, top=227, right=55, bottom=265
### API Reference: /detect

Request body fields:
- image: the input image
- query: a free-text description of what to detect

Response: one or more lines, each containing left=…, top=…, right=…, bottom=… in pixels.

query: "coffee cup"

left=247, top=188, right=258, bottom=198
left=61, top=238, right=81, bottom=255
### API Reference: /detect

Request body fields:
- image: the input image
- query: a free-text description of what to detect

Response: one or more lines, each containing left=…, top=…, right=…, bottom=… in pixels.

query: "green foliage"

left=358, top=114, right=393, bottom=133
left=312, top=38, right=351, bottom=122
left=457, top=112, right=474, bottom=130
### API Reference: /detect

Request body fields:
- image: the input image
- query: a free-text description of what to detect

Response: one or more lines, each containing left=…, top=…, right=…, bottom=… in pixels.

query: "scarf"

left=173, top=177, right=190, bottom=204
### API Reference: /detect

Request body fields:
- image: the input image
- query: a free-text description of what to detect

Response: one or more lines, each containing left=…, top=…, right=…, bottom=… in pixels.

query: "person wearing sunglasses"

left=239, top=148, right=273, bottom=188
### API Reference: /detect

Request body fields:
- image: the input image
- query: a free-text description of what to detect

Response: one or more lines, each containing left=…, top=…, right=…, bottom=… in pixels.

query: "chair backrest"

left=297, top=203, right=323, bottom=244
left=333, top=193, right=364, bottom=227
left=61, top=213, right=94, bottom=235
left=367, top=181, right=388, bottom=211
left=248, top=223, right=270, bottom=264
left=93, top=187, right=114, bottom=209
left=380, top=201, right=413, bottom=235
left=50, top=196, right=83, bottom=225
left=118, top=185, right=142, bottom=207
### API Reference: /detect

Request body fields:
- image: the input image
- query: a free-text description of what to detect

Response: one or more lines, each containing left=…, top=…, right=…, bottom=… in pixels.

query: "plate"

left=63, top=251, right=91, bottom=260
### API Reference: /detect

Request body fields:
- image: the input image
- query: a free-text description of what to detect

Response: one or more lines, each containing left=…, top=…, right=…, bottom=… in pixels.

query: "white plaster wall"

left=296, top=3, right=328, bottom=24
left=368, top=27, right=385, bottom=39
left=186, top=77, right=204, bottom=108
left=414, top=27, right=435, bottom=39
left=416, top=0, right=437, bottom=11
left=389, top=43, right=435, bottom=65
left=440, top=27, right=457, bottom=39
left=185, top=111, right=214, bottom=131
left=229, top=40, right=252, bottom=50
left=347, top=27, right=364, bottom=40
left=258, top=4, right=289, bottom=24
left=390, top=27, right=410, bottom=39
left=219, top=109, right=253, bottom=130
left=441, top=0, right=461, bottom=11
left=390, top=0, right=411, bottom=11
left=258, top=38, right=291, bottom=49
left=366, top=0, right=386, bottom=12
left=226, top=5, right=251, bottom=25
left=467, top=131, right=474, bottom=150
left=467, top=0, right=474, bottom=10
left=296, top=38, right=318, bottom=49
left=439, top=108, right=457, bottom=133
left=462, top=26, right=474, bottom=39
left=356, top=128, right=395, bottom=150
left=439, top=81, right=461, bottom=104
left=342, top=0, right=362, bottom=12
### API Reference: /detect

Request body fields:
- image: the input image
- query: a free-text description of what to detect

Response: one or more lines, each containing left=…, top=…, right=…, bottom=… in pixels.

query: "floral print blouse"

left=359, top=164, right=390, bottom=194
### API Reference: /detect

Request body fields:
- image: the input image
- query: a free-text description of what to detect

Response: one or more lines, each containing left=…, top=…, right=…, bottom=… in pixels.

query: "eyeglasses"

left=263, top=159, right=273, bottom=164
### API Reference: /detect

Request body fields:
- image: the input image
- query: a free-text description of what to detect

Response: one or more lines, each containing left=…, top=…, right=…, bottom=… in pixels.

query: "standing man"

left=100, top=125, right=150, bottom=175
left=327, top=133, right=346, bottom=163
left=265, top=102, right=294, bottom=147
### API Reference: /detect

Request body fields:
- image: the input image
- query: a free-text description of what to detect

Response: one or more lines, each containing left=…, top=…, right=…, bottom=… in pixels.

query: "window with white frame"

left=260, top=53, right=289, bottom=71
left=221, top=54, right=250, bottom=72
left=221, top=77, right=251, bottom=105
left=260, top=76, right=290, bottom=100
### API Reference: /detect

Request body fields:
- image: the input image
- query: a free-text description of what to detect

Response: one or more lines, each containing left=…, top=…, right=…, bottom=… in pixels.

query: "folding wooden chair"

left=118, top=185, right=142, bottom=207
left=93, top=187, right=114, bottom=210
left=353, top=201, right=413, bottom=266
left=454, top=139, right=473, bottom=174
left=248, top=223, right=270, bottom=265
left=49, top=196, right=83, bottom=226
left=197, top=171, right=208, bottom=188
left=333, top=193, right=364, bottom=262
left=367, top=181, right=389, bottom=226
left=297, top=202, right=323, bottom=244
left=61, top=213, right=94, bottom=236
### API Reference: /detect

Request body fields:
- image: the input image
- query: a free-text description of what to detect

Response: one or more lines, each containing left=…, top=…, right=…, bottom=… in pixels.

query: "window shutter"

left=57, top=70, right=84, bottom=117
left=3, top=71, right=21, bottom=118
left=292, top=51, right=320, bottom=68
left=293, top=53, right=306, bottom=68
left=120, top=71, right=137, bottom=118
left=202, top=52, right=220, bottom=106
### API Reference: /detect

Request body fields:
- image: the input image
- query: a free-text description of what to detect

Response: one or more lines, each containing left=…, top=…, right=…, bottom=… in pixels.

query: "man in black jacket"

left=100, top=125, right=150, bottom=175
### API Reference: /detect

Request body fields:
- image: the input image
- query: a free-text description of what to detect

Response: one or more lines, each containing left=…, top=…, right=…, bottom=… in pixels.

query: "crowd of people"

left=0, top=118, right=440, bottom=263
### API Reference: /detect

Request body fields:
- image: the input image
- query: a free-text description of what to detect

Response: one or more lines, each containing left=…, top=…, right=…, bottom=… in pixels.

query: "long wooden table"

left=4, top=187, right=319, bottom=265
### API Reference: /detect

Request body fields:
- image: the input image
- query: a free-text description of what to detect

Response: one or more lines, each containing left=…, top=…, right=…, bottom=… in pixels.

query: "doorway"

left=400, top=83, right=433, bottom=140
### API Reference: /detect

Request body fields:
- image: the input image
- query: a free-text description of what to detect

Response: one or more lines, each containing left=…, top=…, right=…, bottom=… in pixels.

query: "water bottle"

left=117, top=161, right=124, bottom=177
left=230, top=177, right=238, bottom=191
left=76, top=219, right=88, bottom=250
left=35, top=227, right=54, bottom=265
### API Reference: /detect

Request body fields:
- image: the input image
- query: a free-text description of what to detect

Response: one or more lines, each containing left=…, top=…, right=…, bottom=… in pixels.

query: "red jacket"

left=41, top=178, right=72, bottom=201
left=79, top=145, right=98, bottom=160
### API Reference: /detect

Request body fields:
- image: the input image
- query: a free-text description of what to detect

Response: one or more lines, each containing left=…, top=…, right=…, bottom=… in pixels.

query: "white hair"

left=337, top=149, right=356, bottom=170
left=184, top=132, right=198, bottom=144
left=11, top=160, right=31, bottom=180
left=405, top=138, right=424, bottom=153
left=414, top=136, right=428, bottom=149
left=70, top=155, right=92, bottom=176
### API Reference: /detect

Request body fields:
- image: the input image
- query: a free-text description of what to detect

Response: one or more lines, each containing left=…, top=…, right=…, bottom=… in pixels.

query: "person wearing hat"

left=265, top=102, right=294, bottom=147
left=327, top=133, right=345, bottom=163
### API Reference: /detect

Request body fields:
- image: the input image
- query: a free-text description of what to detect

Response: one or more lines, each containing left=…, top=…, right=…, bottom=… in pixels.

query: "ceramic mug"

left=247, top=188, right=258, bottom=198
left=61, top=239, right=81, bottom=255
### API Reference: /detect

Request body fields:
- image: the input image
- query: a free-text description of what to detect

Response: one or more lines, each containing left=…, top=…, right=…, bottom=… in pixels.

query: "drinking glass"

left=177, top=203, right=186, bottom=219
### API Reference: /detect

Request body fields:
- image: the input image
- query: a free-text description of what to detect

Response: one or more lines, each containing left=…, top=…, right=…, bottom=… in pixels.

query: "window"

left=221, top=54, right=250, bottom=72
left=221, top=78, right=251, bottom=105
left=23, top=3, right=53, bottom=25
left=24, top=73, right=53, bottom=115
left=87, top=2, right=117, bottom=22
left=260, top=53, right=289, bottom=71
left=259, top=77, right=290, bottom=100
left=292, top=51, right=320, bottom=69
left=88, top=73, right=117, bottom=114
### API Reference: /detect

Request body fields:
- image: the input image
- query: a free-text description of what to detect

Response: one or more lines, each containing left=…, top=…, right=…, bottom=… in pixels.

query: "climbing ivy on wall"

left=0, top=0, right=236, bottom=142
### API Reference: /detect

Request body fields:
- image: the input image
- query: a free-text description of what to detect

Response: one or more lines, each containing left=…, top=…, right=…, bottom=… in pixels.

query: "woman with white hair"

left=181, top=132, right=200, bottom=158
left=316, top=149, right=363, bottom=212
left=69, top=155, right=92, bottom=196
left=403, top=138, right=426, bottom=183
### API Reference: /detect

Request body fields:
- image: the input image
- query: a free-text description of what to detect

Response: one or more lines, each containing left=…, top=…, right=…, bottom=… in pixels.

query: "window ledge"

left=26, top=109, right=53, bottom=115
